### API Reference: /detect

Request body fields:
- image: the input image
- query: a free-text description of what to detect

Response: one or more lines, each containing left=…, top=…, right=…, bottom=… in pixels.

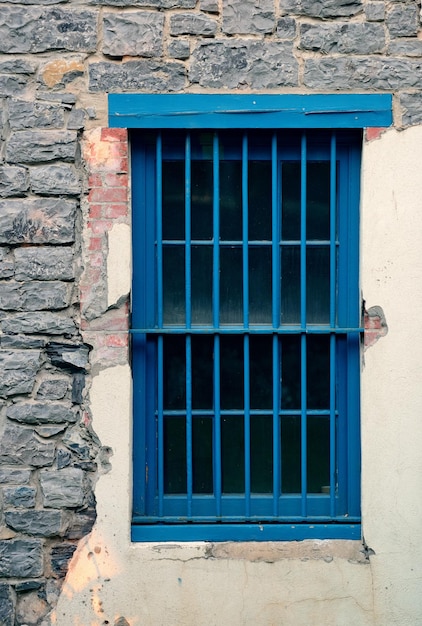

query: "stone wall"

left=1, top=0, right=422, bottom=624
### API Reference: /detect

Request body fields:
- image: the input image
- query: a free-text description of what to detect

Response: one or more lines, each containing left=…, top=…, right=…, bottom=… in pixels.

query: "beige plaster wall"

left=53, top=126, right=422, bottom=626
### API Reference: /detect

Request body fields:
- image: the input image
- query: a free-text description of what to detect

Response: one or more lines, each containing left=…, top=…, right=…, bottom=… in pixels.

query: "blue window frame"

left=109, top=95, right=392, bottom=542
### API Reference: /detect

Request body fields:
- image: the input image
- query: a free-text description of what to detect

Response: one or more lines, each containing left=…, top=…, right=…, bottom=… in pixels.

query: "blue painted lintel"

left=131, top=523, right=361, bottom=542
left=109, top=94, right=392, bottom=129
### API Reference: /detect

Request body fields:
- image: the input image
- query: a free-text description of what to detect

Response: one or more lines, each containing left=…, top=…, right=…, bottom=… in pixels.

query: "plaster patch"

left=42, top=59, right=84, bottom=88
left=107, top=223, right=131, bottom=308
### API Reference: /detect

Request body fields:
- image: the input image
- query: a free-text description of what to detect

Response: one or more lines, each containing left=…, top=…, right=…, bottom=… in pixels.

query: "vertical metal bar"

left=213, top=133, right=222, bottom=516
left=272, top=335, right=280, bottom=517
left=271, top=132, right=280, bottom=516
left=157, top=335, right=164, bottom=516
left=242, top=133, right=251, bottom=516
left=186, top=335, right=193, bottom=517
left=244, top=335, right=251, bottom=517
left=185, top=133, right=192, bottom=330
left=300, top=132, right=307, bottom=517
left=156, top=133, right=164, bottom=516
left=329, top=133, right=337, bottom=518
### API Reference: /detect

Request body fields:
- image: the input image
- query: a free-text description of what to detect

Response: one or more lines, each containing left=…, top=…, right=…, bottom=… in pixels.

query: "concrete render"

left=53, top=126, right=422, bottom=626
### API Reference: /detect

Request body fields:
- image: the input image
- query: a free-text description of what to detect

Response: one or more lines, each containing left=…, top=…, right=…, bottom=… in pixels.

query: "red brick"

left=88, top=220, right=113, bottom=234
left=89, top=204, right=103, bottom=219
left=104, top=204, right=128, bottom=218
left=365, top=127, right=387, bottom=142
left=88, top=187, right=127, bottom=203
left=88, top=174, right=103, bottom=188
left=105, top=334, right=129, bottom=347
left=88, top=237, right=103, bottom=251
left=105, top=173, right=128, bottom=187
left=101, top=128, right=128, bottom=142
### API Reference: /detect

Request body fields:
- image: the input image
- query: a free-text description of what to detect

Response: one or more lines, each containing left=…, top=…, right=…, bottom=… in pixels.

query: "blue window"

left=109, top=95, right=392, bottom=542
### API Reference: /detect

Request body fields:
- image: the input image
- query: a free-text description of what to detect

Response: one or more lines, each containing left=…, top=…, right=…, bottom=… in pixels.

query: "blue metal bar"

left=130, top=327, right=364, bottom=335
left=213, top=133, right=220, bottom=329
left=214, top=335, right=222, bottom=517
left=273, top=335, right=280, bottom=516
left=271, top=132, right=280, bottom=328
left=244, top=335, right=251, bottom=517
left=185, top=133, right=192, bottom=330
left=186, top=335, right=193, bottom=517
left=157, top=335, right=164, bottom=517
left=156, top=133, right=163, bottom=329
left=242, top=132, right=249, bottom=329
left=329, top=133, right=337, bottom=518
left=110, top=93, right=393, bottom=129
left=300, top=134, right=308, bottom=517
left=164, top=408, right=336, bottom=417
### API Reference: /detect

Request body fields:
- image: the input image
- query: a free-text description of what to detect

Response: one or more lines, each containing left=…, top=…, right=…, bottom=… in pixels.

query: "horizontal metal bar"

left=129, top=327, right=363, bottom=335
left=160, top=409, right=337, bottom=417
left=161, top=239, right=338, bottom=246
left=132, top=522, right=361, bottom=542
left=109, top=94, right=392, bottom=129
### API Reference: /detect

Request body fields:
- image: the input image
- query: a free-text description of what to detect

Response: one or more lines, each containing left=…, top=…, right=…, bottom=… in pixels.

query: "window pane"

left=281, top=246, right=300, bottom=324
left=193, top=417, right=213, bottom=494
left=281, top=416, right=301, bottom=494
left=220, top=161, right=242, bottom=241
left=281, top=336, right=301, bottom=410
left=192, top=160, right=213, bottom=241
left=163, top=336, right=186, bottom=410
left=163, top=246, right=185, bottom=325
left=250, top=335, right=272, bottom=410
left=220, top=246, right=243, bottom=324
left=282, top=162, right=301, bottom=241
left=192, top=336, right=213, bottom=410
left=307, top=416, right=330, bottom=494
left=162, top=161, right=185, bottom=241
left=164, top=417, right=186, bottom=494
left=307, top=162, right=330, bottom=241
left=307, top=335, right=330, bottom=409
left=249, top=160, right=272, bottom=241
left=249, top=247, right=272, bottom=324
left=191, top=245, right=212, bottom=325
left=220, top=335, right=244, bottom=409
left=306, top=246, right=330, bottom=323
left=251, top=414, right=273, bottom=493
left=221, top=416, right=244, bottom=493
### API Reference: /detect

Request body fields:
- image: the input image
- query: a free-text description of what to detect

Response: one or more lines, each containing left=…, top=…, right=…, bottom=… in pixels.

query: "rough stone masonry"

left=1, top=0, right=422, bottom=624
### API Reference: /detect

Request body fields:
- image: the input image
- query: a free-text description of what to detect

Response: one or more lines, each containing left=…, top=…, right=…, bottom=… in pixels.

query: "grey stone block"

left=63, top=425, right=92, bottom=459
left=37, top=379, right=69, bottom=400
left=0, top=75, right=29, bottom=95
left=279, top=0, right=362, bottom=18
left=65, top=508, right=96, bottom=539
left=389, top=40, right=422, bottom=57
left=30, top=164, right=81, bottom=195
left=9, top=99, right=65, bottom=130
left=50, top=543, right=77, bottom=577
left=6, top=130, right=77, bottom=163
left=0, top=539, right=43, bottom=578
left=14, top=247, right=74, bottom=281
left=57, top=448, right=72, bottom=469
left=223, top=0, right=274, bottom=35
left=0, top=350, right=40, bottom=397
left=400, top=92, right=422, bottom=126
left=0, top=59, right=36, bottom=74
left=0, top=248, right=15, bottom=278
left=170, top=13, right=217, bottom=36
left=200, top=0, right=218, bottom=13
left=6, top=402, right=77, bottom=425
left=89, top=60, right=186, bottom=92
left=0, top=282, right=70, bottom=311
left=103, top=12, right=164, bottom=57
left=5, top=510, right=63, bottom=537
left=0, top=7, right=97, bottom=53
left=67, top=109, right=86, bottom=130
left=35, top=424, right=67, bottom=437
left=190, top=40, right=298, bottom=89
left=0, top=583, right=15, bottom=626
left=3, top=486, right=36, bottom=508
left=0, top=199, right=76, bottom=244
left=0, top=468, right=31, bottom=484
left=387, top=5, right=419, bottom=38
left=300, top=23, right=385, bottom=54
left=2, top=312, right=76, bottom=335
left=276, top=17, right=296, bottom=40
left=40, top=468, right=84, bottom=508
left=0, top=166, right=29, bottom=197
left=365, top=1, right=384, bottom=22
left=0, top=423, right=55, bottom=467
left=46, top=342, right=91, bottom=371
left=90, top=0, right=195, bottom=6
left=168, top=39, right=190, bottom=60
left=304, top=57, right=422, bottom=90
left=1, top=335, right=46, bottom=349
